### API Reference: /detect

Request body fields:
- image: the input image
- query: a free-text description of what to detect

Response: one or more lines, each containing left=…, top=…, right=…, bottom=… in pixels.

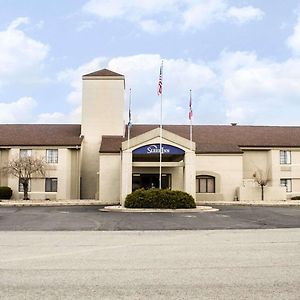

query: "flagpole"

left=159, top=91, right=163, bottom=189
left=127, top=88, right=132, bottom=149
left=158, top=61, right=163, bottom=189
left=189, top=89, right=193, bottom=150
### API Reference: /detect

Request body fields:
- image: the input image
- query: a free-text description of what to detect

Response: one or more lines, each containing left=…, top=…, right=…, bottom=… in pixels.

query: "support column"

left=121, top=151, right=132, bottom=205
left=184, top=151, right=196, bottom=199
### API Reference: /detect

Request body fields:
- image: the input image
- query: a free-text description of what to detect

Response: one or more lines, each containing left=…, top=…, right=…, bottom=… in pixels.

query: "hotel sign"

left=133, top=144, right=185, bottom=155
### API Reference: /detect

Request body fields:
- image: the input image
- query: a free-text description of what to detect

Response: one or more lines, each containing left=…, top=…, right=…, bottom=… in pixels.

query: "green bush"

left=125, top=189, right=196, bottom=209
left=0, top=186, right=13, bottom=199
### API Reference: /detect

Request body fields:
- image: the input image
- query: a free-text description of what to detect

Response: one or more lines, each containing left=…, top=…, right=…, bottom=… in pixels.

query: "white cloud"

left=0, top=97, right=37, bottom=123
left=8, top=47, right=300, bottom=126
left=226, top=6, right=264, bottom=24
left=108, top=54, right=217, bottom=124
left=218, top=51, right=300, bottom=124
left=139, top=20, right=172, bottom=34
left=182, top=0, right=227, bottom=30
left=56, top=54, right=216, bottom=125
left=7, top=17, right=30, bottom=30
left=0, top=17, right=49, bottom=80
left=76, top=21, right=95, bottom=32
left=82, top=0, right=264, bottom=32
left=36, top=106, right=81, bottom=124
left=287, top=17, right=300, bottom=56
left=83, top=0, right=177, bottom=19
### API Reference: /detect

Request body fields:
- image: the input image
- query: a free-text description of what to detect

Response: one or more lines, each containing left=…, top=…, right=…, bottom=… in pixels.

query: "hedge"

left=291, top=196, right=300, bottom=200
left=0, top=186, right=13, bottom=199
left=125, top=189, right=196, bottom=209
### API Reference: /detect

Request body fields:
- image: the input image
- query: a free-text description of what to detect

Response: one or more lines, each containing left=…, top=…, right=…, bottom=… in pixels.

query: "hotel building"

left=1, top=69, right=299, bottom=203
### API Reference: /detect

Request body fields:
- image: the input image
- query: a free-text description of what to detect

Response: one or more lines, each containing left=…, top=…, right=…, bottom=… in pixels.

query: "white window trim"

left=19, top=149, right=32, bottom=158
left=46, top=149, right=58, bottom=164
left=280, top=150, right=291, bottom=165
left=280, top=178, right=292, bottom=193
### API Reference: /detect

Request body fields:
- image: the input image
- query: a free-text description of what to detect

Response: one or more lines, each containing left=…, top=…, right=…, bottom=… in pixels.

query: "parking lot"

left=0, top=205, right=300, bottom=230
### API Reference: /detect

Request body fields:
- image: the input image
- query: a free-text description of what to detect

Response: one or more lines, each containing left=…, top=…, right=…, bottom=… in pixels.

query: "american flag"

left=128, top=88, right=132, bottom=128
left=189, top=90, right=193, bottom=120
left=128, top=107, right=132, bottom=128
left=157, top=62, right=163, bottom=96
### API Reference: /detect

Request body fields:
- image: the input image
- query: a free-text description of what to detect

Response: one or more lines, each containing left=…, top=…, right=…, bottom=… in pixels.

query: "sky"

left=1, top=0, right=300, bottom=126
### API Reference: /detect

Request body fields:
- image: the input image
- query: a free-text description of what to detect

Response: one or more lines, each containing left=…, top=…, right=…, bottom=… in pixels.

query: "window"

left=19, top=179, right=31, bottom=192
left=46, top=149, right=58, bottom=163
left=45, top=178, right=58, bottom=192
left=280, top=150, right=291, bottom=164
left=280, top=179, right=292, bottom=192
left=20, top=149, right=32, bottom=158
left=196, top=175, right=215, bottom=193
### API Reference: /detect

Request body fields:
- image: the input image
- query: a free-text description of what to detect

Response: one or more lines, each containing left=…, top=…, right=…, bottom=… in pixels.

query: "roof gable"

left=122, top=127, right=195, bottom=151
left=83, top=68, right=124, bottom=77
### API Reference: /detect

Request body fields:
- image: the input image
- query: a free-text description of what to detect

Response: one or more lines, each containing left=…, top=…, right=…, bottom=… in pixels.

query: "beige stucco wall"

left=0, top=149, right=9, bottom=186
left=243, top=150, right=269, bottom=179
left=238, top=186, right=286, bottom=201
left=195, top=154, right=243, bottom=202
left=1, top=147, right=80, bottom=200
left=99, top=154, right=121, bottom=204
left=81, top=76, right=125, bottom=199
left=240, top=148, right=300, bottom=200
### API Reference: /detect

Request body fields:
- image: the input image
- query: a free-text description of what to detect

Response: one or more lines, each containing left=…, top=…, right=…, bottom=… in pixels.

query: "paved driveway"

left=0, top=205, right=300, bottom=230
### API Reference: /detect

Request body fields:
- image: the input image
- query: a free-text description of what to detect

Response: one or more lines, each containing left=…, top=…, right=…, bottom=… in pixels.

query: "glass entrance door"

left=132, top=174, right=171, bottom=191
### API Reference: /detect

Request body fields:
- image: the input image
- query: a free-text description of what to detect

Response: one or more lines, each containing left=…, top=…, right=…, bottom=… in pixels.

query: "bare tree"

left=2, top=156, right=46, bottom=200
left=253, top=168, right=270, bottom=201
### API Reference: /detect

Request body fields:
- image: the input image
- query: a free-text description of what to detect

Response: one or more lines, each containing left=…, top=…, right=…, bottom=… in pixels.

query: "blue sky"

left=1, top=0, right=300, bottom=125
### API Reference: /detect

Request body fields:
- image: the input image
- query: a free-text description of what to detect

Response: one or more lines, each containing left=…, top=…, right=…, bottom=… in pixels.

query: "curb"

left=0, top=201, right=103, bottom=207
left=202, top=201, right=300, bottom=207
left=100, top=205, right=219, bottom=213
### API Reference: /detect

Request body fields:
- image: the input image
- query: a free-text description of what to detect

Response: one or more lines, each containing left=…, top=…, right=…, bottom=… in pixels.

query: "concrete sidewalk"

left=100, top=205, right=219, bottom=212
left=203, top=200, right=300, bottom=206
left=0, top=199, right=103, bottom=207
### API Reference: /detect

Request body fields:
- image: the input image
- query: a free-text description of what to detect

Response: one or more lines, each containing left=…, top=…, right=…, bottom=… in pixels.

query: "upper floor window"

left=46, top=149, right=58, bottom=164
left=280, top=178, right=292, bottom=192
left=45, top=178, right=58, bottom=192
left=280, top=150, right=291, bottom=164
left=20, top=149, right=32, bottom=158
left=196, top=175, right=215, bottom=193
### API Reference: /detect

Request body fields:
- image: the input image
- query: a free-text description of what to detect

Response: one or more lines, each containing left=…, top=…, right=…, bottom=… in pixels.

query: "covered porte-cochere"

left=120, top=128, right=196, bottom=204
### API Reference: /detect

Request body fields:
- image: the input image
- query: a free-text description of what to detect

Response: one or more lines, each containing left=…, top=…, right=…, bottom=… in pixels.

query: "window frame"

left=19, top=149, right=32, bottom=158
left=196, top=175, right=215, bottom=193
left=280, top=178, right=292, bottom=193
left=280, top=150, right=291, bottom=165
left=46, top=149, right=58, bottom=164
left=45, top=178, right=58, bottom=192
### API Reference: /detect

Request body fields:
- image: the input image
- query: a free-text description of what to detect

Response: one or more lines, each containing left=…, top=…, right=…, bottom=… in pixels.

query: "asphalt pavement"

left=0, top=205, right=300, bottom=230
left=0, top=229, right=299, bottom=299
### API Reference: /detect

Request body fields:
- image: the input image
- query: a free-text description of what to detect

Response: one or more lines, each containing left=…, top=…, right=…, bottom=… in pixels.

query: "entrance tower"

left=81, top=69, right=125, bottom=199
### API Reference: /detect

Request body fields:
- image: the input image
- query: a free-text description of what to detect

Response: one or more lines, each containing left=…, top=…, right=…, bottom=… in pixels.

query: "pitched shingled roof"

left=1, top=124, right=300, bottom=153
left=100, top=124, right=300, bottom=154
left=83, top=69, right=124, bottom=77
left=0, top=124, right=82, bottom=147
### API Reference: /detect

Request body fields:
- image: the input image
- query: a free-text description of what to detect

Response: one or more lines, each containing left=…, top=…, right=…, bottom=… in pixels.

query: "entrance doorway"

left=132, top=174, right=171, bottom=191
